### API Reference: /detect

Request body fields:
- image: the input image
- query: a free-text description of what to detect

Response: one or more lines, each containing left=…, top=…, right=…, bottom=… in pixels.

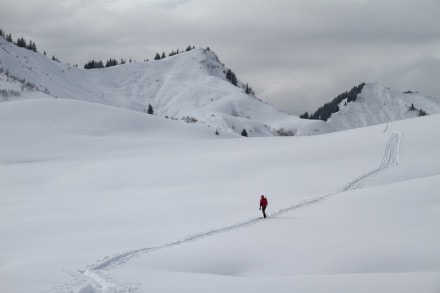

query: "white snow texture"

left=1, top=36, right=440, bottom=293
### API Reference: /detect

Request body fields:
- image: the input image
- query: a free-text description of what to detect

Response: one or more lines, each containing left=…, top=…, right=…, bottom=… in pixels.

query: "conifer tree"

left=418, top=109, right=427, bottom=116
left=245, top=83, right=255, bottom=95
left=27, top=40, right=37, bottom=52
left=84, top=60, right=104, bottom=69
left=241, top=129, right=248, bottom=137
left=300, top=112, right=309, bottom=119
left=147, top=104, right=154, bottom=114
left=16, top=37, right=27, bottom=48
left=105, top=58, right=118, bottom=67
left=226, top=69, right=238, bottom=86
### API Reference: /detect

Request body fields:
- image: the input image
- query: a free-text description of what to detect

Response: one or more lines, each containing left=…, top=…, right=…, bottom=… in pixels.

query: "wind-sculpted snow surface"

left=74, top=131, right=402, bottom=293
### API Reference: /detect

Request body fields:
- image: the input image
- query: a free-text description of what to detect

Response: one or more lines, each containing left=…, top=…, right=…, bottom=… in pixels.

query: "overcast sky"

left=1, top=0, right=440, bottom=114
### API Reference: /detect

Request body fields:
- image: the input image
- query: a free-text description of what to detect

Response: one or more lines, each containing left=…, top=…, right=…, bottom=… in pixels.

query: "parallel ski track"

left=74, top=131, right=402, bottom=293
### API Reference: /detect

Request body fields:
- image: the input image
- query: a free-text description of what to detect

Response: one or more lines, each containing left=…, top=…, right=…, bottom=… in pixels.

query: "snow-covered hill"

left=325, top=83, right=440, bottom=131
left=0, top=36, right=328, bottom=136
left=4, top=36, right=438, bottom=137
left=0, top=96, right=439, bottom=293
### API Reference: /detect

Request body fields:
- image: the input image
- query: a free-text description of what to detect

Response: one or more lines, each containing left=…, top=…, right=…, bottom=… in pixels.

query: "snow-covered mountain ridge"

left=322, top=83, right=440, bottom=131
left=2, top=35, right=439, bottom=136
left=0, top=36, right=327, bottom=136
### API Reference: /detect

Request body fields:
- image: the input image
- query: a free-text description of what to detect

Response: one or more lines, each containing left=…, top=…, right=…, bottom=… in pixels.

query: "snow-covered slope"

left=326, top=83, right=440, bottom=131
left=5, top=36, right=438, bottom=137
left=1, top=96, right=439, bottom=293
left=0, top=36, right=327, bottom=136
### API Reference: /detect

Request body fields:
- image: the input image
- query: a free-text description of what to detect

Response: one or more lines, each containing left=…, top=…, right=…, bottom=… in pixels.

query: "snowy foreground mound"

left=1, top=98, right=439, bottom=293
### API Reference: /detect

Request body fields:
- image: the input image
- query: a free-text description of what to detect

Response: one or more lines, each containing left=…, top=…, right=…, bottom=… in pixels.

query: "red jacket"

left=260, top=197, right=268, bottom=207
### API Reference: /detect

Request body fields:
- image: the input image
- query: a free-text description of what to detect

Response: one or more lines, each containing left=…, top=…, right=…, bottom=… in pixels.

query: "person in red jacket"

left=259, top=195, right=268, bottom=218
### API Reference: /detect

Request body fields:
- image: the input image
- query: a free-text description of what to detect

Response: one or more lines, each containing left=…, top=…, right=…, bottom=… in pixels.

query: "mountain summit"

left=327, top=83, right=440, bottom=131
left=305, top=83, right=440, bottom=132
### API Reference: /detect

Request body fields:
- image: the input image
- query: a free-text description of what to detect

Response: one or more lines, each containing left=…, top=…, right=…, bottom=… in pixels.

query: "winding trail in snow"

left=74, top=130, right=402, bottom=293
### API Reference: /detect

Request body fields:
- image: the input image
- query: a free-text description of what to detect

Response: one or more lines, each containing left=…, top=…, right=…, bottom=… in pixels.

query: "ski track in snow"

left=70, top=130, right=402, bottom=293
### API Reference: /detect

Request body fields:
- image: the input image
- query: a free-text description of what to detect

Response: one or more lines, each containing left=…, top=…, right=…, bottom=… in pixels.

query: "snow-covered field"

left=1, top=96, right=439, bottom=292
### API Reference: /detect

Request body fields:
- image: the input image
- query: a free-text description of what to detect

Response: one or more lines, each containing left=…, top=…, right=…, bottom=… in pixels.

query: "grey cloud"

left=1, top=0, right=439, bottom=114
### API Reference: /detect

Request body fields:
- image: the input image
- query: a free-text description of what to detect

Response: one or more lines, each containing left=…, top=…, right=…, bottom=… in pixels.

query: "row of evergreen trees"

left=84, top=58, right=131, bottom=69
left=301, top=83, right=366, bottom=121
left=153, top=45, right=196, bottom=60
left=0, top=28, right=38, bottom=53
left=225, top=68, right=255, bottom=96
left=84, top=46, right=197, bottom=69
left=0, top=28, right=64, bottom=62
left=1, top=28, right=200, bottom=69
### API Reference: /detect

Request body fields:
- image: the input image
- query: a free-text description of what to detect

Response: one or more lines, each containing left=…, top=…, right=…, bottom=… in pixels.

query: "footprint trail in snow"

left=71, top=131, right=402, bottom=293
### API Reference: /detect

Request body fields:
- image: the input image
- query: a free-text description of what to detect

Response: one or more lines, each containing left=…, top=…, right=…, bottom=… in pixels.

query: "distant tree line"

left=84, top=60, right=104, bottom=69
left=84, top=58, right=130, bottom=69
left=153, top=45, right=196, bottom=61
left=0, top=28, right=203, bottom=70
left=0, top=28, right=65, bottom=63
left=224, top=68, right=255, bottom=96
left=1, top=28, right=38, bottom=53
left=301, top=83, right=366, bottom=121
left=84, top=45, right=197, bottom=68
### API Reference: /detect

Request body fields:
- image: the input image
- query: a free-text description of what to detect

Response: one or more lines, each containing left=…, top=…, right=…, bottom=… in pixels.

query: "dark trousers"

left=261, top=206, right=267, bottom=218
